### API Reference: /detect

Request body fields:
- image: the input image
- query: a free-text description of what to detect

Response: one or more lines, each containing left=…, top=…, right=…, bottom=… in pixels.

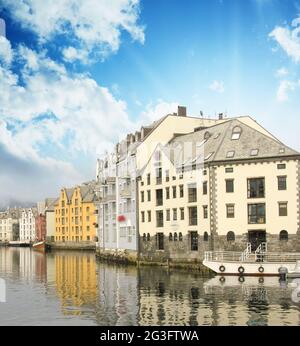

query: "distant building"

left=19, top=208, right=38, bottom=242
left=45, top=198, right=58, bottom=242
left=35, top=213, right=46, bottom=242
left=0, top=208, right=20, bottom=242
left=55, top=182, right=98, bottom=243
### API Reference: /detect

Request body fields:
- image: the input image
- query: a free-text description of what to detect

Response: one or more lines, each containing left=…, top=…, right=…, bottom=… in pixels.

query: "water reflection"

left=0, top=247, right=300, bottom=326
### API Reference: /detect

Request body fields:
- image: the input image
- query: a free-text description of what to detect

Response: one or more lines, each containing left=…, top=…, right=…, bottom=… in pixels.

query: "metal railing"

left=239, top=243, right=252, bottom=261
left=204, top=250, right=300, bottom=263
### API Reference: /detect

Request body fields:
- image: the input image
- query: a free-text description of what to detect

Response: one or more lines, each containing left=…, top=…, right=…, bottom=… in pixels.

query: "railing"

left=239, top=243, right=252, bottom=261
left=204, top=250, right=300, bottom=263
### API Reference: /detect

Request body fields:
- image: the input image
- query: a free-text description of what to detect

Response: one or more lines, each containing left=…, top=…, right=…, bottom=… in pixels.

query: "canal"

left=0, top=247, right=300, bottom=326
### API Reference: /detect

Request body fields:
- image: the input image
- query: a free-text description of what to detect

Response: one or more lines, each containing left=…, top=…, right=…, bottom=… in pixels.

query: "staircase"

left=255, top=242, right=267, bottom=262
left=240, top=243, right=252, bottom=261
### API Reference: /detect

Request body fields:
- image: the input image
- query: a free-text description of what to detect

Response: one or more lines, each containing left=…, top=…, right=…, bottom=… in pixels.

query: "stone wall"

left=96, top=248, right=138, bottom=264
left=50, top=241, right=96, bottom=251
left=213, top=233, right=300, bottom=252
left=139, top=234, right=210, bottom=264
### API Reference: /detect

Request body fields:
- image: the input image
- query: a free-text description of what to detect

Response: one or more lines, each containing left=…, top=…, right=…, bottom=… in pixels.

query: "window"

left=165, top=170, right=170, bottom=182
left=179, top=185, right=184, bottom=198
left=147, top=210, right=152, bottom=222
left=226, top=179, right=234, bottom=193
left=277, top=164, right=286, bottom=170
left=231, top=126, right=242, bottom=140
left=278, top=176, right=287, bottom=191
left=225, top=167, right=234, bottom=173
left=156, top=168, right=162, bottom=185
left=172, top=186, right=177, bottom=198
left=147, top=190, right=151, bottom=202
left=166, top=209, right=170, bottom=221
left=190, top=231, right=198, bottom=251
left=189, top=207, right=198, bottom=226
left=203, top=205, right=208, bottom=219
left=156, top=189, right=163, bottom=206
left=247, top=178, right=265, bottom=198
left=226, top=204, right=235, bottom=218
left=278, top=202, right=288, bottom=216
left=248, top=204, right=266, bottom=224
left=204, top=231, right=209, bottom=242
left=179, top=232, right=183, bottom=241
left=166, top=187, right=170, bottom=199
left=141, top=191, right=144, bottom=203
left=156, top=233, right=164, bottom=250
left=169, top=233, right=173, bottom=241
left=147, top=233, right=150, bottom=241
left=174, top=232, right=178, bottom=241
left=180, top=207, right=184, bottom=220
left=279, top=230, right=288, bottom=241
left=227, top=231, right=235, bottom=241
left=226, top=150, right=235, bottom=158
left=279, top=148, right=285, bottom=154
left=147, top=174, right=151, bottom=185
left=188, top=184, right=197, bottom=202
left=156, top=211, right=164, bottom=227
left=141, top=211, right=145, bottom=223
left=203, top=181, right=208, bottom=195
left=250, top=149, right=259, bottom=156
left=173, top=208, right=177, bottom=221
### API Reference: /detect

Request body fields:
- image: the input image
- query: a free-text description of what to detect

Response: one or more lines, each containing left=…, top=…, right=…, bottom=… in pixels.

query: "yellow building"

left=55, top=183, right=97, bottom=243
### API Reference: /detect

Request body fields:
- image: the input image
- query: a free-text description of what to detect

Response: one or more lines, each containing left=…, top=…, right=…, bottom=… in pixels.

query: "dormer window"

left=231, top=126, right=242, bottom=140
left=204, top=131, right=211, bottom=140
left=226, top=150, right=235, bottom=158
left=250, top=149, right=259, bottom=156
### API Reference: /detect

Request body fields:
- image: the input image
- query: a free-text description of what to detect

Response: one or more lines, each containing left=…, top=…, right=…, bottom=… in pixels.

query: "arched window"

left=143, top=233, right=146, bottom=242
left=227, top=231, right=235, bottom=242
left=179, top=232, right=183, bottom=241
left=231, top=126, right=242, bottom=140
left=174, top=232, right=178, bottom=241
left=204, top=131, right=211, bottom=140
left=169, top=233, right=173, bottom=241
left=147, top=233, right=150, bottom=242
left=279, top=230, right=288, bottom=241
left=204, top=231, right=209, bottom=242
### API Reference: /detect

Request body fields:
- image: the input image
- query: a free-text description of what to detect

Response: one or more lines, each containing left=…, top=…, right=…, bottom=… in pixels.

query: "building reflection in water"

left=55, top=251, right=97, bottom=316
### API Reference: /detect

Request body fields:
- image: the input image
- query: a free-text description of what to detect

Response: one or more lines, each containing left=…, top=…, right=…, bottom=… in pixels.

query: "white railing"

left=204, top=250, right=300, bottom=263
left=255, top=242, right=267, bottom=262
left=239, top=243, right=252, bottom=261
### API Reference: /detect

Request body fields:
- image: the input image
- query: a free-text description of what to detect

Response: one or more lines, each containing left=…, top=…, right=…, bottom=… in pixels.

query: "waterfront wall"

left=50, top=241, right=96, bottom=251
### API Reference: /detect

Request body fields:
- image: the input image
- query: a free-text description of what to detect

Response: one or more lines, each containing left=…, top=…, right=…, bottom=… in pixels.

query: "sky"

left=0, top=0, right=300, bottom=206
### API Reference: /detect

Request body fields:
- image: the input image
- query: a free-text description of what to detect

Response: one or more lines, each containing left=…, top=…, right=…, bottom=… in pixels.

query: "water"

left=0, top=247, right=300, bottom=326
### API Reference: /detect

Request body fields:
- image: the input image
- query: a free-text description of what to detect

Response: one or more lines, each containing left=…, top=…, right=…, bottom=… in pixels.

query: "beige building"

left=0, top=208, right=20, bottom=242
left=138, top=117, right=300, bottom=263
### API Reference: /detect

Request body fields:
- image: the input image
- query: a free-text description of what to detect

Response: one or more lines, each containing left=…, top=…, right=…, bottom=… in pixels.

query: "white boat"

left=9, top=240, right=31, bottom=247
left=203, top=243, right=300, bottom=276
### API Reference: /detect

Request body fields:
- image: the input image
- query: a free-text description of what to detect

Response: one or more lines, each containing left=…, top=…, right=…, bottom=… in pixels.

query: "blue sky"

left=0, top=0, right=300, bottom=204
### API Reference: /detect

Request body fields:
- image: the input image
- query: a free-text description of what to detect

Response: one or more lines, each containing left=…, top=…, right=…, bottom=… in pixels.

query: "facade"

left=138, top=118, right=300, bottom=263
left=19, top=208, right=38, bottom=242
left=35, top=213, right=46, bottom=242
left=0, top=208, right=20, bottom=242
left=54, top=182, right=97, bottom=243
left=45, top=198, right=57, bottom=242
left=96, top=106, right=284, bottom=262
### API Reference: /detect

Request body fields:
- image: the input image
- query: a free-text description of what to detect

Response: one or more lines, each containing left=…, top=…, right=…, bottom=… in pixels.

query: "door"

left=248, top=230, right=266, bottom=251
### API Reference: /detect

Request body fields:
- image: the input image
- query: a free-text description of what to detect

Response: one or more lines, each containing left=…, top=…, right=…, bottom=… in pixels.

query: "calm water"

left=0, top=247, right=300, bottom=326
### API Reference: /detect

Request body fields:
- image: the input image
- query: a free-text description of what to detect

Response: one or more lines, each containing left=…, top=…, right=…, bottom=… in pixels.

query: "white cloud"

left=0, top=36, right=13, bottom=65
left=1, top=0, right=145, bottom=63
left=209, top=80, right=225, bottom=93
left=275, top=67, right=288, bottom=78
left=269, top=17, right=300, bottom=62
left=62, top=46, right=89, bottom=64
left=277, top=80, right=296, bottom=102
left=139, top=100, right=179, bottom=124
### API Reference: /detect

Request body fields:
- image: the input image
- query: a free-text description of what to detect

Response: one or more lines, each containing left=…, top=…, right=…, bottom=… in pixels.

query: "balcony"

left=120, top=187, right=131, bottom=199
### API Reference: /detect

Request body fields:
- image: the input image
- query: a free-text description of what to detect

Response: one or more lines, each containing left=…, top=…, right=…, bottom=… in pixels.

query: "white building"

left=0, top=208, right=20, bottom=242
left=19, top=208, right=38, bottom=242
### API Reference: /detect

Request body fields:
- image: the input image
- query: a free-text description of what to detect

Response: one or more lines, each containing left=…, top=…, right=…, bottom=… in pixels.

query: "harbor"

left=1, top=247, right=300, bottom=326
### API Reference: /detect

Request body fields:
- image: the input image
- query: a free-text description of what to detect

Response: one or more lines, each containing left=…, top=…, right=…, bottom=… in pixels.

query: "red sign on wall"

left=117, top=215, right=126, bottom=222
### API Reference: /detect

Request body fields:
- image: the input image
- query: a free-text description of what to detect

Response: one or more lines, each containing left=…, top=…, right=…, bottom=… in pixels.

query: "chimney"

left=218, top=113, right=223, bottom=120
left=178, top=106, right=187, bottom=117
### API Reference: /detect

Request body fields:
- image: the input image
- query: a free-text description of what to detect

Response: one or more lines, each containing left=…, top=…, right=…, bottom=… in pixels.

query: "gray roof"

left=170, top=119, right=299, bottom=168
left=45, top=198, right=58, bottom=212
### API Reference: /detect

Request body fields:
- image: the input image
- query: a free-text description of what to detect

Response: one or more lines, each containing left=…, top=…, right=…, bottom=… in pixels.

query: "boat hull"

left=32, top=241, right=47, bottom=252
left=9, top=241, right=30, bottom=247
left=203, top=259, right=297, bottom=276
